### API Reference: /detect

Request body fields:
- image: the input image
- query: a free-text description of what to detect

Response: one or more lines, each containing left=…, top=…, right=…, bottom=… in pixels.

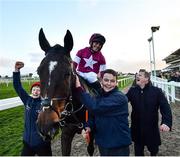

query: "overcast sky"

left=1, top=0, right=180, bottom=77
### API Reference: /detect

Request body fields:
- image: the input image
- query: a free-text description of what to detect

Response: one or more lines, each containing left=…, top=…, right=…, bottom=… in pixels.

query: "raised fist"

left=15, top=61, right=24, bottom=71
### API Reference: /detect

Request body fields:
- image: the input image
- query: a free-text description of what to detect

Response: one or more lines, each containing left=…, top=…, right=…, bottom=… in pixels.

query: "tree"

left=29, top=73, right=33, bottom=78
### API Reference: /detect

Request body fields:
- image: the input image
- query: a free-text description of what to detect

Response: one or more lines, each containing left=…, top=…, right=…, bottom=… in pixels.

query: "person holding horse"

left=73, top=33, right=106, bottom=95
left=126, top=69, right=172, bottom=156
left=75, top=69, right=132, bottom=156
left=13, top=61, right=52, bottom=156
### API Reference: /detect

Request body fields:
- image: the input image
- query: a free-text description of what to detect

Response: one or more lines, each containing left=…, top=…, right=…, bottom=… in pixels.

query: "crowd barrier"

left=151, top=76, right=180, bottom=103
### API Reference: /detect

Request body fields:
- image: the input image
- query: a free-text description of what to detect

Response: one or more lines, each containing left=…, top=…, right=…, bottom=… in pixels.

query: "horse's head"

left=37, top=28, right=74, bottom=140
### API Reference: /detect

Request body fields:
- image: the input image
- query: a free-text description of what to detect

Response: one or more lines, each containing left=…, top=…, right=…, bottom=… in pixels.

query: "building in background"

left=163, top=48, right=180, bottom=71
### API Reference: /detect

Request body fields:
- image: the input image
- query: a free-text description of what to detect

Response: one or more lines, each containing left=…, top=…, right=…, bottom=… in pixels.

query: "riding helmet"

left=89, top=33, right=106, bottom=45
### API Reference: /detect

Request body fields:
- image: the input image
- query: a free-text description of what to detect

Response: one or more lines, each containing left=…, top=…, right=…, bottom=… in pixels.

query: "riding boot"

left=90, top=81, right=102, bottom=96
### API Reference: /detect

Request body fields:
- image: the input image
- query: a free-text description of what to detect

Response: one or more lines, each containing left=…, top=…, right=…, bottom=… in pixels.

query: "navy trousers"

left=21, top=141, right=52, bottom=156
left=98, top=145, right=130, bottom=156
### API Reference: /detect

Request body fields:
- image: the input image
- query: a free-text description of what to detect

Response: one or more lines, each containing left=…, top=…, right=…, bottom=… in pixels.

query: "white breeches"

left=77, top=71, right=97, bottom=83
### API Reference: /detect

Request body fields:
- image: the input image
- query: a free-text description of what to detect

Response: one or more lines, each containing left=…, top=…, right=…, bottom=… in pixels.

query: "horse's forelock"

left=53, top=44, right=62, bottom=50
left=45, top=44, right=67, bottom=55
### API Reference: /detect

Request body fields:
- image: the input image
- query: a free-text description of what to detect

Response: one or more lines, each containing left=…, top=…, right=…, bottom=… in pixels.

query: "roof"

left=163, top=48, right=180, bottom=64
left=163, top=62, right=180, bottom=71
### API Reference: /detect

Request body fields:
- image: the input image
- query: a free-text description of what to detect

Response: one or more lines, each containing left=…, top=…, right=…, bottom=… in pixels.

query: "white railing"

left=0, top=97, right=22, bottom=111
left=0, top=78, right=38, bottom=87
left=0, top=76, right=134, bottom=111
left=118, top=76, right=134, bottom=87
left=151, top=76, right=180, bottom=103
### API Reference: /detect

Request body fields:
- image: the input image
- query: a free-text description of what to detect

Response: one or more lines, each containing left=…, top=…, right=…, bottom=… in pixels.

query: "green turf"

left=0, top=81, right=37, bottom=99
left=0, top=106, right=24, bottom=156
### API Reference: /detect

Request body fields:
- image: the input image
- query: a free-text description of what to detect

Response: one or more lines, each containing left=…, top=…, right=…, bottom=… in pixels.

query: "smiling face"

left=101, top=73, right=117, bottom=92
left=31, top=86, right=41, bottom=98
left=91, top=42, right=103, bottom=52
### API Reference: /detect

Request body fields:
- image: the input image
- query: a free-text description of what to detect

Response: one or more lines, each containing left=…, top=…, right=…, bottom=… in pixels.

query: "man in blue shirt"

left=76, top=69, right=131, bottom=156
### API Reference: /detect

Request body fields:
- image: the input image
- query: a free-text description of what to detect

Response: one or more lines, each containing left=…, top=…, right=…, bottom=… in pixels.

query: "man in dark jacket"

left=13, top=61, right=52, bottom=156
left=126, top=70, right=172, bottom=156
left=76, top=69, right=131, bottom=156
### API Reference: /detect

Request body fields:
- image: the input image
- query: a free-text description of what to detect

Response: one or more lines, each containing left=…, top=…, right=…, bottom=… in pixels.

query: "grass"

left=118, top=79, right=133, bottom=90
left=0, top=80, right=38, bottom=155
left=0, top=81, right=37, bottom=99
left=0, top=106, right=24, bottom=156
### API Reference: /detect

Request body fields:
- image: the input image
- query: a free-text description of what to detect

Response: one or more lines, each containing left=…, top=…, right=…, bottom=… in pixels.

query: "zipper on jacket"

left=29, top=99, right=33, bottom=145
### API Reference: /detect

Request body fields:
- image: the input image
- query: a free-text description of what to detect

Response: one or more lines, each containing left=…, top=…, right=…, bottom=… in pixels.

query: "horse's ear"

left=39, top=28, right=51, bottom=55
left=64, top=30, right=73, bottom=54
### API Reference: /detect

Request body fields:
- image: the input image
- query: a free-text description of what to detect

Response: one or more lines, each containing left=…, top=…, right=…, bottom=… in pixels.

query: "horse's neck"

left=78, top=76, right=90, bottom=93
left=78, top=76, right=97, bottom=96
left=71, top=73, right=96, bottom=97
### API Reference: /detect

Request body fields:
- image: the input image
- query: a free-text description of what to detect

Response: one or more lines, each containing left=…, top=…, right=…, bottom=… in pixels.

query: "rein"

left=59, top=103, right=84, bottom=128
left=41, top=96, right=84, bottom=129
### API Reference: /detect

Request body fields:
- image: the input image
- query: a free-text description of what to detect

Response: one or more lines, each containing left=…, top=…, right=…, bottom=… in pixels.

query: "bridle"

left=41, top=96, right=72, bottom=118
left=40, top=71, right=84, bottom=129
left=41, top=95, right=84, bottom=130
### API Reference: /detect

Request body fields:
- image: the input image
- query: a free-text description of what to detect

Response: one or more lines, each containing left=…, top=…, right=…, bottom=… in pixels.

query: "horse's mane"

left=78, top=75, right=97, bottom=96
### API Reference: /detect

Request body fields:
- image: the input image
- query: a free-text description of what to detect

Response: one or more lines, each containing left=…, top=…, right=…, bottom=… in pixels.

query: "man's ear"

left=145, top=78, right=149, bottom=84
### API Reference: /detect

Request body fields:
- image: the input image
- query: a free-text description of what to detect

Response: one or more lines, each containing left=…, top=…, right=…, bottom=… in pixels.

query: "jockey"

left=73, top=33, right=106, bottom=94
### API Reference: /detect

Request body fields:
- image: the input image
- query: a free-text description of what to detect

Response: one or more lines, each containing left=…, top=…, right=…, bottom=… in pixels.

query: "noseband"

left=41, top=96, right=72, bottom=118
left=41, top=95, right=84, bottom=129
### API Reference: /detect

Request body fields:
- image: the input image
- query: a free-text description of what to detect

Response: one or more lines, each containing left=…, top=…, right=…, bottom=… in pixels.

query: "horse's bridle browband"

left=51, top=97, right=67, bottom=101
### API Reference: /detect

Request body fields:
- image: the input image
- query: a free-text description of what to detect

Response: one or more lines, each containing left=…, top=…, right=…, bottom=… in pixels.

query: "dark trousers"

left=98, top=145, right=130, bottom=156
left=134, top=143, right=159, bottom=156
left=21, top=141, right=52, bottom=156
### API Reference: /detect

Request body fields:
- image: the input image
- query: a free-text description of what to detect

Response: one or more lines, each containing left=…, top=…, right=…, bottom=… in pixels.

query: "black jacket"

left=126, top=83, right=172, bottom=146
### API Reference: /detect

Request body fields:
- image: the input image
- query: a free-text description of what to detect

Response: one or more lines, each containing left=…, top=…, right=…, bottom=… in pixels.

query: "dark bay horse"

left=36, top=28, right=94, bottom=156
